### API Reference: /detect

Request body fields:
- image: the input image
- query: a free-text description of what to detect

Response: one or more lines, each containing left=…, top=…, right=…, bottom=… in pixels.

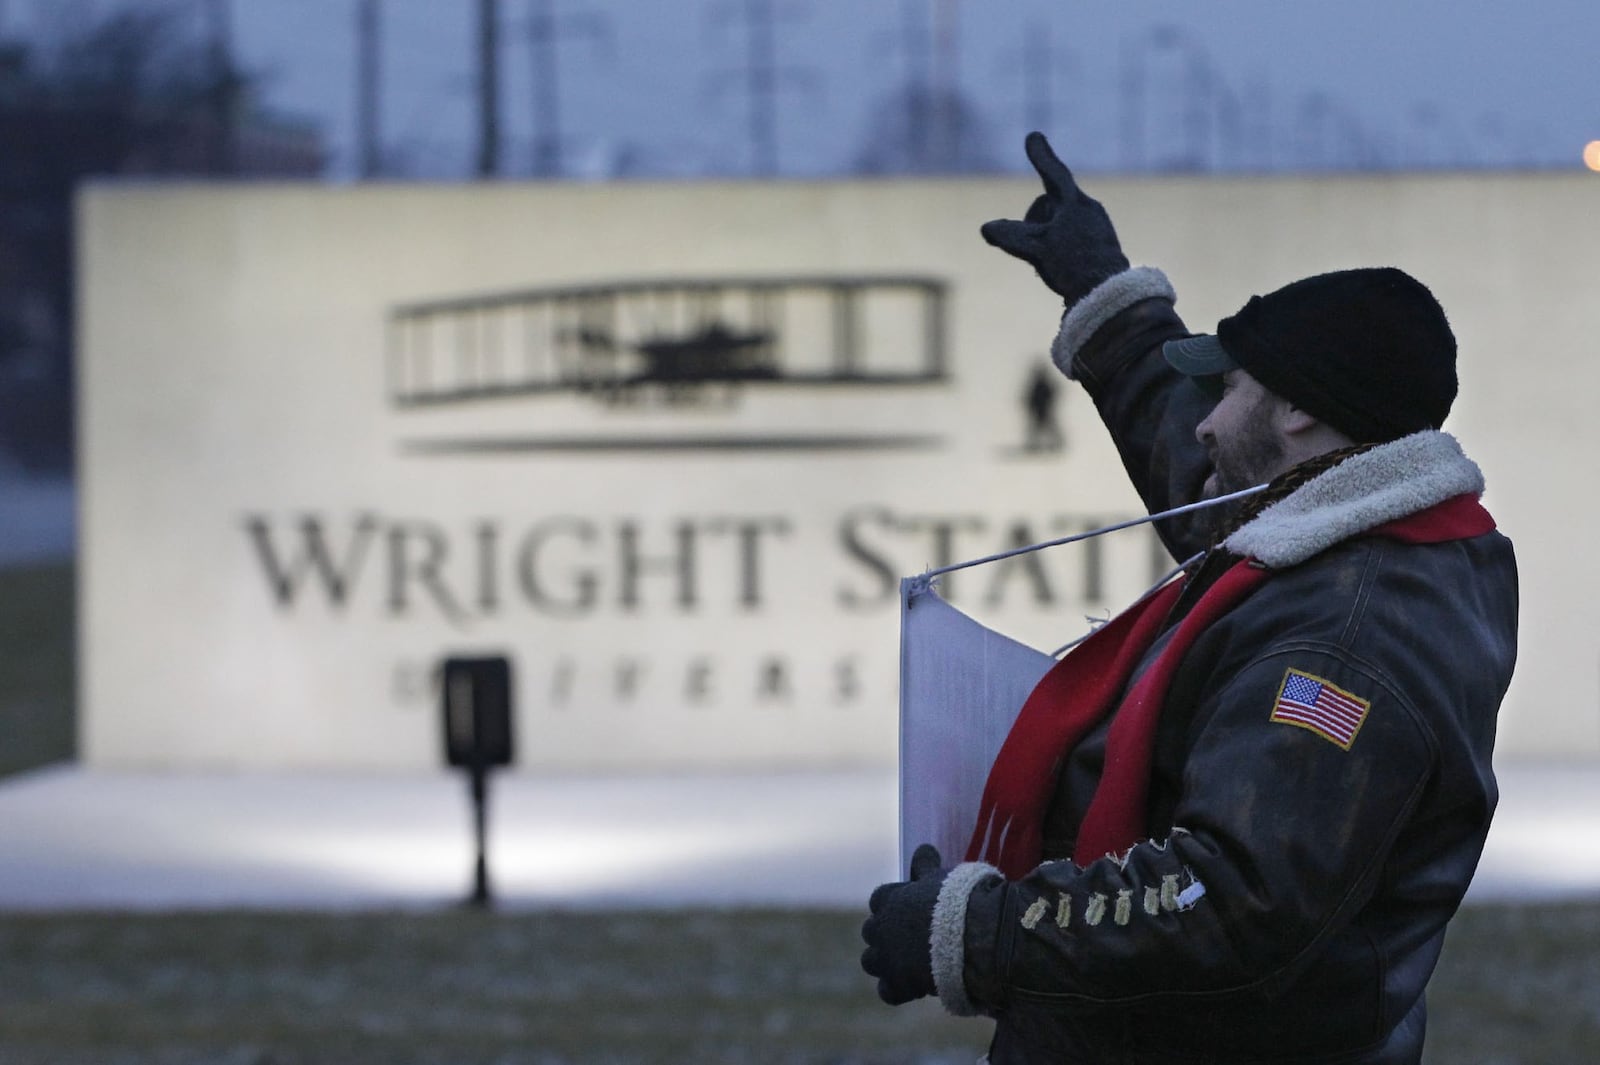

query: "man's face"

left=1194, top=369, right=1286, bottom=499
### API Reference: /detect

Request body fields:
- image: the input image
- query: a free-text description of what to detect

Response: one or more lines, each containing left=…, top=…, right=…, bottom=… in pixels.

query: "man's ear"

left=1277, top=402, right=1320, bottom=437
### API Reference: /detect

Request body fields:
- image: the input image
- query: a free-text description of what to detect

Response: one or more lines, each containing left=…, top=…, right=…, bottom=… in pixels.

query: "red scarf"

left=966, top=493, right=1496, bottom=879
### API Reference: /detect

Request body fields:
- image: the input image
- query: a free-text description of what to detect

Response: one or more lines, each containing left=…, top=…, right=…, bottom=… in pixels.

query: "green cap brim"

left=1162, top=334, right=1238, bottom=377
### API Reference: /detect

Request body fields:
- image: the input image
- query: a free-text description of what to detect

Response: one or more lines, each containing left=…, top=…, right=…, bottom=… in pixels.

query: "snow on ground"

left=0, top=762, right=1595, bottom=910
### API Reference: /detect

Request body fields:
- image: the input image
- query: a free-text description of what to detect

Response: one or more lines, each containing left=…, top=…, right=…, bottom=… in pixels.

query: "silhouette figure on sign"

left=1023, top=360, right=1065, bottom=453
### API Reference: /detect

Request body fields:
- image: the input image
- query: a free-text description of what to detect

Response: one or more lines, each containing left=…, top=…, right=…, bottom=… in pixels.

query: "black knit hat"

left=1162, top=267, right=1458, bottom=443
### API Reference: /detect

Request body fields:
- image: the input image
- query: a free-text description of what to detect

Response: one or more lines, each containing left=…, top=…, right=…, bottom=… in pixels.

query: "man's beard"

left=1199, top=401, right=1285, bottom=541
left=1209, top=425, right=1284, bottom=498
left=1203, top=389, right=1286, bottom=500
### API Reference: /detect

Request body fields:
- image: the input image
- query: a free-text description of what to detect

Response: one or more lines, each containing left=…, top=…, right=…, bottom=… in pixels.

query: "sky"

left=6, top=0, right=1600, bottom=180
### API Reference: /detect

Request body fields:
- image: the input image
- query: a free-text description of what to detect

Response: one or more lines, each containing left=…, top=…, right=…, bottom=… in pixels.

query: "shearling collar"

left=1224, top=430, right=1486, bottom=568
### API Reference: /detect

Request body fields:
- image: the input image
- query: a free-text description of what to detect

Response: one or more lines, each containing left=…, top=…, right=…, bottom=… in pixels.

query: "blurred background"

left=2, top=0, right=1599, bottom=479
left=2, top=4, right=1599, bottom=1062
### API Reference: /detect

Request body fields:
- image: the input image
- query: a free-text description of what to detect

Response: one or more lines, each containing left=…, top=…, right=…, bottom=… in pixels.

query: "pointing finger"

left=1024, top=131, right=1078, bottom=201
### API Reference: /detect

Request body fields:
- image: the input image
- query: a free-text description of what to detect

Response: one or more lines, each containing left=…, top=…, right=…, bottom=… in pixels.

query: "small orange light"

left=1585, top=141, right=1600, bottom=172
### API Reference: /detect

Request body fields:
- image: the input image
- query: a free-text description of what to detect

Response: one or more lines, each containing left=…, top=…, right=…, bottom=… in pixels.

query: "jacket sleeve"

left=1051, top=267, right=1220, bottom=563
left=929, top=643, right=1437, bottom=1016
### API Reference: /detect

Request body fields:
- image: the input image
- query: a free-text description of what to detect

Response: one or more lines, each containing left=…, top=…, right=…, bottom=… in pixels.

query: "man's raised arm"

left=982, top=132, right=1217, bottom=561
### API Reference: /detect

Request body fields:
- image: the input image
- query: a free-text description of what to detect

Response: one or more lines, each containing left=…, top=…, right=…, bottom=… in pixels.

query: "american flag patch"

left=1269, top=669, right=1371, bottom=750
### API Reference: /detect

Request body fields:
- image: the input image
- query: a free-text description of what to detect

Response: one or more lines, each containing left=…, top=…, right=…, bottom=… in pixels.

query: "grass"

left=1425, top=901, right=1600, bottom=1064
left=0, top=903, right=1596, bottom=1064
left=0, top=560, right=75, bottom=778
left=0, top=909, right=986, bottom=1065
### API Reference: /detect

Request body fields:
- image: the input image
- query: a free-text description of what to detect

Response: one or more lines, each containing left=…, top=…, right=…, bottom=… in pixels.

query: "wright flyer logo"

left=1269, top=668, right=1372, bottom=750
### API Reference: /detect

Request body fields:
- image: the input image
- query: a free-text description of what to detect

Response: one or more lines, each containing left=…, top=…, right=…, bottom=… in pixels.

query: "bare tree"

left=0, top=7, right=298, bottom=470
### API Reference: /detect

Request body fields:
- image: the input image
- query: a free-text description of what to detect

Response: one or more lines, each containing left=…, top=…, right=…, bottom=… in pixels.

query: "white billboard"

left=78, top=173, right=1600, bottom=769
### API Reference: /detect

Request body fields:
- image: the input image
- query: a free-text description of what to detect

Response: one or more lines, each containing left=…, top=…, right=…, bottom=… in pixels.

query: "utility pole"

left=356, top=0, right=382, bottom=178
left=476, top=0, right=501, bottom=177
left=526, top=0, right=608, bottom=179
left=204, top=0, right=236, bottom=175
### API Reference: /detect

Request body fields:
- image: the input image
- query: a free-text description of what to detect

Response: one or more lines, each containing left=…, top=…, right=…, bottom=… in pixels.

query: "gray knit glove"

left=980, top=132, right=1130, bottom=309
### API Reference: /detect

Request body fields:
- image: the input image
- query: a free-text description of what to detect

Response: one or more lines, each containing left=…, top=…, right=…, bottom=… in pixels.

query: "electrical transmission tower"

left=1119, top=25, right=1214, bottom=172
left=897, top=0, right=931, bottom=165
left=709, top=0, right=816, bottom=176
left=525, top=0, right=609, bottom=178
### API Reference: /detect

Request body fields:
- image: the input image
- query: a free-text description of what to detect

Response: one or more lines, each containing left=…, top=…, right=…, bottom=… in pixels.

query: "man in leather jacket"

left=860, top=133, right=1519, bottom=1064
